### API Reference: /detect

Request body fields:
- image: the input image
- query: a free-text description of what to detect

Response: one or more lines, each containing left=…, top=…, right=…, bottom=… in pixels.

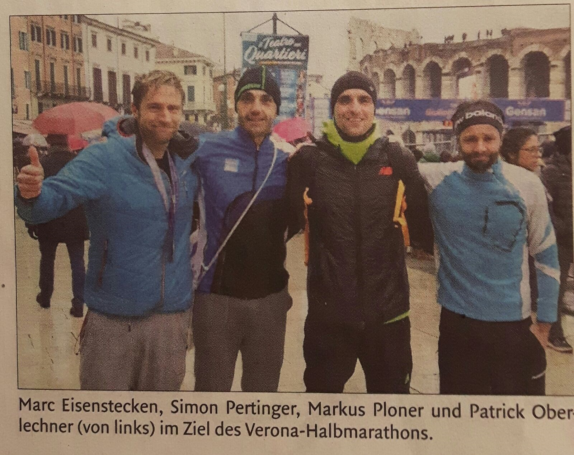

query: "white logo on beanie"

left=454, top=109, right=503, bottom=132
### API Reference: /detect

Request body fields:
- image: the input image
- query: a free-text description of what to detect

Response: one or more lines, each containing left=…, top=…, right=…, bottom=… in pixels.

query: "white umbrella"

left=22, top=134, right=48, bottom=148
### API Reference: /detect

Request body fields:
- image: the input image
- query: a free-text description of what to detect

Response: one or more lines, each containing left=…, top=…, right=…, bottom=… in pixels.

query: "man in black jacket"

left=29, top=134, right=89, bottom=317
left=289, top=72, right=433, bottom=393
left=542, top=126, right=573, bottom=353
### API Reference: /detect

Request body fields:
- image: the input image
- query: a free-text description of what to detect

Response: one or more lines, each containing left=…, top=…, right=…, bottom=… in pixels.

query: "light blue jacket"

left=419, top=160, right=559, bottom=323
left=16, top=117, right=198, bottom=316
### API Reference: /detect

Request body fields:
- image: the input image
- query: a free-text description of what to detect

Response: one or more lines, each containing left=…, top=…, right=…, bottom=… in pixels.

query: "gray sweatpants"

left=192, top=287, right=292, bottom=392
left=79, top=308, right=191, bottom=391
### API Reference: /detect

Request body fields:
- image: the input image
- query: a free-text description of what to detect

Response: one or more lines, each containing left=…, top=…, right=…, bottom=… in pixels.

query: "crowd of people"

left=15, top=68, right=571, bottom=395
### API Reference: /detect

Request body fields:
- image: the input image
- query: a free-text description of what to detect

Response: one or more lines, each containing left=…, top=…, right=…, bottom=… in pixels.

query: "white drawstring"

left=197, top=144, right=278, bottom=284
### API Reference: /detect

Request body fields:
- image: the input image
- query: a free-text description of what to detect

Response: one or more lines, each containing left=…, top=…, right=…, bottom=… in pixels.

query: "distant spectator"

left=542, top=126, right=573, bottom=353
left=28, top=134, right=89, bottom=318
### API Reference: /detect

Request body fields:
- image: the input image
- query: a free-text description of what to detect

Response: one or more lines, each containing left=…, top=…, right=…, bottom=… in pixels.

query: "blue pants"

left=38, top=239, right=85, bottom=304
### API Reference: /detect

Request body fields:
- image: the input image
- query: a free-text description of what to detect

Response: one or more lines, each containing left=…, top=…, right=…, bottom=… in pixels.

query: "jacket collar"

left=103, top=116, right=198, bottom=162
left=318, top=134, right=388, bottom=163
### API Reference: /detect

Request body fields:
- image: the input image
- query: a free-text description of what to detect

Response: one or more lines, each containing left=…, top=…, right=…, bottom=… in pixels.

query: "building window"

left=73, top=36, right=83, bottom=53
left=18, top=31, right=28, bottom=50
left=26, top=104, right=30, bottom=120
left=210, top=69, right=213, bottom=78
left=49, top=62, right=55, bottom=92
left=121, top=42, right=126, bottom=55
left=187, top=86, right=195, bottom=102
left=35, top=59, right=41, bottom=91
left=30, top=24, right=42, bottom=43
left=72, top=15, right=81, bottom=24
left=76, top=67, right=82, bottom=96
left=11, top=68, right=14, bottom=98
left=91, top=33, right=97, bottom=48
left=122, top=73, right=131, bottom=107
left=62, top=15, right=69, bottom=20
left=107, top=38, right=112, bottom=52
left=24, top=71, right=31, bottom=89
left=134, top=46, right=139, bottom=58
left=64, top=65, right=69, bottom=95
left=46, top=28, right=56, bottom=46
left=184, top=65, right=197, bottom=75
left=145, top=50, right=150, bottom=62
left=61, top=32, right=70, bottom=50
left=203, top=66, right=206, bottom=76
left=93, top=67, right=103, bottom=102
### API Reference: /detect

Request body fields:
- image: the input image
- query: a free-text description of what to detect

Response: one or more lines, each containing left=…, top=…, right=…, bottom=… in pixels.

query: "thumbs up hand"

left=17, top=146, right=45, bottom=199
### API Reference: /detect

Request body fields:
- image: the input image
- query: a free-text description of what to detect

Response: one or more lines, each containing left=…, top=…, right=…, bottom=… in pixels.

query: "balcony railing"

left=32, top=80, right=91, bottom=100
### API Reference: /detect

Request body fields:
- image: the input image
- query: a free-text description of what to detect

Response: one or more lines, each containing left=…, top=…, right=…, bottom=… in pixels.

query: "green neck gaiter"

left=323, top=120, right=381, bottom=165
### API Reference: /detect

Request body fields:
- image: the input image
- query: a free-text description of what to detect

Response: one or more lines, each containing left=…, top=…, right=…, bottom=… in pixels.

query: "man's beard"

left=462, top=151, right=499, bottom=173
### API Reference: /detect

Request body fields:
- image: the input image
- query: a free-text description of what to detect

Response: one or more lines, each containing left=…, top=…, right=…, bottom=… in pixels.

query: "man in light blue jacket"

left=419, top=100, right=559, bottom=395
left=16, top=70, right=197, bottom=391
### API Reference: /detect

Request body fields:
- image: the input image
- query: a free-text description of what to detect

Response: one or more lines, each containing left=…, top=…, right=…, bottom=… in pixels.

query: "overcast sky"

left=95, top=5, right=569, bottom=88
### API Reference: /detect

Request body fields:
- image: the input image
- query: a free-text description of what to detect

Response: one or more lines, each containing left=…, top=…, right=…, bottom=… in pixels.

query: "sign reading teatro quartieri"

left=241, top=33, right=310, bottom=122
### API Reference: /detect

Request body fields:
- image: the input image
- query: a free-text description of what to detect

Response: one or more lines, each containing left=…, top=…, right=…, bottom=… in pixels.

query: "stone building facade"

left=155, top=43, right=215, bottom=124
left=359, top=27, right=570, bottom=101
left=347, top=17, right=421, bottom=72
left=10, top=15, right=88, bottom=120
left=82, top=16, right=158, bottom=112
left=357, top=26, right=570, bottom=150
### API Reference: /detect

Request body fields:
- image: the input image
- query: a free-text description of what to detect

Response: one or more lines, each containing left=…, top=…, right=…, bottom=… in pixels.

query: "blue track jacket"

left=419, top=159, right=559, bottom=323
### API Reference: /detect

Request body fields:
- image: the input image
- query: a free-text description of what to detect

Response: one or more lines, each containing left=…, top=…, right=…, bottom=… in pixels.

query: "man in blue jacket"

left=191, top=66, right=294, bottom=392
left=16, top=70, right=197, bottom=391
left=419, top=100, right=559, bottom=395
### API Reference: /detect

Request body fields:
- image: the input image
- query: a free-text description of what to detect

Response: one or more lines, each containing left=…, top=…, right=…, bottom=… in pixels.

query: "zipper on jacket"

left=158, top=168, right=172, bottom=309
left=252, top=144, right=260, bottom=192
left=353, top=164, right=366, bottom=328
left=97, top=239, right=108, bottom=287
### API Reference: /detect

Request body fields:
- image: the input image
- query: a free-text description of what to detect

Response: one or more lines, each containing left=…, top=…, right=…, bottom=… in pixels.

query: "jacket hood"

left=103, top=115, right=198, bottom=160
left=102, top=115, right=137, bottom=154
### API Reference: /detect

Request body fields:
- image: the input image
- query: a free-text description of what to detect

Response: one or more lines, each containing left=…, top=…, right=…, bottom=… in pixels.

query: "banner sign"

left=241, top=33, right=310, bottom=122
left=375, top=99, right=567, bottom=123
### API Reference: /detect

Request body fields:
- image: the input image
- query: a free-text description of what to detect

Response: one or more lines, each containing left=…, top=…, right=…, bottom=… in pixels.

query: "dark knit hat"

left=554, top=125, right=571, bottom=155
left=235, top=66, right=281, bottom=114
left=330, top=71, right=377, bottom=113
left=451, top=100, right=505, bottom=136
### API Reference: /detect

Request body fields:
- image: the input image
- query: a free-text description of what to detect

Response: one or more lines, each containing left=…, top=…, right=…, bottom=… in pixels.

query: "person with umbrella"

left=26, top=134, right=89, bottom=317
left=15, top=70, right=198, bottom=391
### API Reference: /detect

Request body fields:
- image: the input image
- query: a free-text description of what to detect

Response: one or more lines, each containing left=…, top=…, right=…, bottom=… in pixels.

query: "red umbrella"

left=273, top=117, right=310, bottom=143
left=67, top=135, right=89, bottom=151
left=33, top=102, right=119, bottom=135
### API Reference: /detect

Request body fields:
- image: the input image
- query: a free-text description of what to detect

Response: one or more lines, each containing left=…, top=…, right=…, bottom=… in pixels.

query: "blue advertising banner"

left=375, top=99, right=566, bottom=123
left=241, top=33, right=309, bottom=122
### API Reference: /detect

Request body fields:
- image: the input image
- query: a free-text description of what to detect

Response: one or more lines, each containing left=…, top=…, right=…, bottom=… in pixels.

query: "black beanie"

left=554, top=126, right=571, bottom=155
left=235, top=66, right=281, bottom=114
left=451, top=100, right=505, bottom=136
left=330, top=71, right=377, bottom=114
